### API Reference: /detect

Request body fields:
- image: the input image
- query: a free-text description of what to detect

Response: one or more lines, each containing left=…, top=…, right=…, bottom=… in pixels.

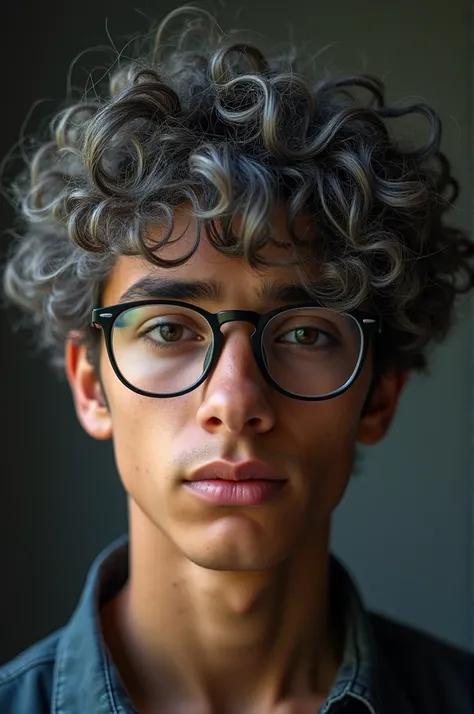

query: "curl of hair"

left=3, top=6, right=474, bottom=374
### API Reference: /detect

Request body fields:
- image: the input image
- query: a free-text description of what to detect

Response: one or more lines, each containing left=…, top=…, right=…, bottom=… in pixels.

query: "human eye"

left=271, top=308, right=345, bottom=350
left=277, top=325, right=336, bottom=348
left=138, top=317, right=203, bottom=348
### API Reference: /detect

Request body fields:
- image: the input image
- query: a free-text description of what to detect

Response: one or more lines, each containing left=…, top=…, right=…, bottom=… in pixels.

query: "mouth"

left=183, top=460, right=287, bottom=506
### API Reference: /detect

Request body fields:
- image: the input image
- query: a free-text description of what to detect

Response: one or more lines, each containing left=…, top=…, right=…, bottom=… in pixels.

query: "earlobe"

left=65, top=336, right=113, bottom=441
left=357, top=370, right=409, bottom=446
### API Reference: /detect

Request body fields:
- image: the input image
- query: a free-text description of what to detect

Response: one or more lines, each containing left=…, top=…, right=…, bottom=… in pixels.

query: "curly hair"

left=2, top=5, right=473, bottom=377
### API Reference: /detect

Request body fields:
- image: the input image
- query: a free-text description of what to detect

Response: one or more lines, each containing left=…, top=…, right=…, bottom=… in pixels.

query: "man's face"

left=68, top=210, right=404, bottom=571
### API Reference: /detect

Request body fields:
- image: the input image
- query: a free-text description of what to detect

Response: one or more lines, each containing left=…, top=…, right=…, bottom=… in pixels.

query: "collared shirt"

left=0, top=535, right=473, bottom=713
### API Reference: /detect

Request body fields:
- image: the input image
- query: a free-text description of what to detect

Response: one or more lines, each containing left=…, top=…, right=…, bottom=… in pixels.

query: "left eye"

left=278, top=327, right=333, bottom=346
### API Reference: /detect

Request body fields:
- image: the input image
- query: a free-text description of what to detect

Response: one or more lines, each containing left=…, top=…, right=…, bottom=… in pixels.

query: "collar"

left=52, top=535, right=131, bottom=714
left=323, top=559, right=414, bottom=714
left=52, top=535, right=412, bottom=714
left=321, top=557, right=379, bottom=713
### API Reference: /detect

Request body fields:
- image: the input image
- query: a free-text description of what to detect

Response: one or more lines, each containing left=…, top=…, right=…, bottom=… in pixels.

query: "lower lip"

left=183, top=479, right=286, bottom=506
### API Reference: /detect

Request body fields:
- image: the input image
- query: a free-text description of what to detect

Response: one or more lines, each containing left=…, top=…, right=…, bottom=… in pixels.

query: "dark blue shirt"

left=0, top=536, right=473, bottom=713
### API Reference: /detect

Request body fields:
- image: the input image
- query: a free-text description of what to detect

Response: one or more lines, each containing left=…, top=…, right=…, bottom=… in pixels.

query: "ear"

left=356, top=370, right=409, bottom=446
left=65, top=335, right=112, bottom=440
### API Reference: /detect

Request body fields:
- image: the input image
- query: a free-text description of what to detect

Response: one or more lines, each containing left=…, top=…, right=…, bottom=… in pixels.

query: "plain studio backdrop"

left=0, top=0, right=472, bottom=664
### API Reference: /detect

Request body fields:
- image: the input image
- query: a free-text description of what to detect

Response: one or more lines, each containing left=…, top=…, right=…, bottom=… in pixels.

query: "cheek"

left=285, top=385, right=365, bottom=455
left=283, top=388, right=367, bottom=510
left=103, top=366, right=183, bottom=495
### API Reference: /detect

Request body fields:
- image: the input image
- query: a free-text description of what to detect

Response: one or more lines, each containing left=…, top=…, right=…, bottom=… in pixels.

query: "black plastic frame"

left=91, top=300, right=382, bottom=401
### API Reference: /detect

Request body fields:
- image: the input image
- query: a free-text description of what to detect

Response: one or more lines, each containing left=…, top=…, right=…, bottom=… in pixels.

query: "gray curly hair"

left=2, top=5, right=473, bottom=377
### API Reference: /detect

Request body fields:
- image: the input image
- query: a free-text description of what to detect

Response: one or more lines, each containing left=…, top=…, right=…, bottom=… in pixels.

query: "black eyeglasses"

left=91, top=300, right=382, bottom=401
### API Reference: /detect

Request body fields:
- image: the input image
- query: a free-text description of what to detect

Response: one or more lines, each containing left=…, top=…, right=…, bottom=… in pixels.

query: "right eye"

left=141, top=321, right=199, bottom=345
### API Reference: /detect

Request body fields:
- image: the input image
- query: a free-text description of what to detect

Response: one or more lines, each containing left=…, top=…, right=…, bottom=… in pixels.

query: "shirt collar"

left=53, top=535, right=131, bottom=714
left=52, top=535, right=412, bottom=714
left=324, top=559, right=414, bottom=714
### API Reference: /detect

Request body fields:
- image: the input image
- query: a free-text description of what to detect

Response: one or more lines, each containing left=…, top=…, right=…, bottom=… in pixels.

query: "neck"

left=101, top=502, right=342, bottom=714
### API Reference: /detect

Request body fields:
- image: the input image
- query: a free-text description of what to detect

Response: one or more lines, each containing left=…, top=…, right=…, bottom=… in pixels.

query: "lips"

left=183, top=460, right=287, bottom=506
left=186, top=460, right=287, bottom=483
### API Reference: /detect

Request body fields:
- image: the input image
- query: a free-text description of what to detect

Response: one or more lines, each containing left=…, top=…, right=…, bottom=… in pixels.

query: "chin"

left=176, top=516, right=292, bottom=571
left=184, top=549, right=284, bottom=572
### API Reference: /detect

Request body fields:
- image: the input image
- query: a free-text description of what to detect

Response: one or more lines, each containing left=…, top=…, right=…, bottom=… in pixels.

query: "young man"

left=1, top=6, right=473, bottom=713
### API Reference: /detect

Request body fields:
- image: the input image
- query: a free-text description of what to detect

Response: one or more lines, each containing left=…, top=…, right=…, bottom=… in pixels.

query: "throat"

left=100, top=569, right=343, bottom=714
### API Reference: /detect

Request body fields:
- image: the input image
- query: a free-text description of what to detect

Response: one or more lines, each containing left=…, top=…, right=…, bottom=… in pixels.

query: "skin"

left=66, top=209, right=407, bottom=714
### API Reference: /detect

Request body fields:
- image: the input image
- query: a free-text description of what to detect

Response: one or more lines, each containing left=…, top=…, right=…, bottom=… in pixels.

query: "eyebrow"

left=119, top=276, right=315, bottom=304
left=119, top=276, right=222, bottom=302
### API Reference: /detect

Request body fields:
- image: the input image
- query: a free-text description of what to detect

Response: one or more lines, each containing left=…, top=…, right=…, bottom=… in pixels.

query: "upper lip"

left=185, top=460, right=286, bottom=482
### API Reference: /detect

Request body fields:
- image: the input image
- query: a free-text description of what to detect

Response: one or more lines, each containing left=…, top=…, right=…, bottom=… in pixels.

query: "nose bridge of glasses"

left=216, top=310, right=260, bottom=335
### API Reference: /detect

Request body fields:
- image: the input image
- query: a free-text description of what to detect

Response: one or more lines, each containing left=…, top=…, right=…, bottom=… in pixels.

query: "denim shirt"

left=0, top=535, right=473, bottom=713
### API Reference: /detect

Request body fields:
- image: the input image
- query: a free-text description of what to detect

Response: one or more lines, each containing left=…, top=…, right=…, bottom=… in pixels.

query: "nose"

left=196, top=326, right=277, bottom=437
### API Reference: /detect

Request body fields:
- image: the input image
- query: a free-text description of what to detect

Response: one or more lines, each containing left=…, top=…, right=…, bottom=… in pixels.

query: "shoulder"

left=0, top=630, right=61, bottom=714
left=370, top=612, right=474, bottom=709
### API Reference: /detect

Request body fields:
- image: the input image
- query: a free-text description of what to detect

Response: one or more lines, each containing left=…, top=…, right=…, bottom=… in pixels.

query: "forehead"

left=101, top=210, right=314, bottom=306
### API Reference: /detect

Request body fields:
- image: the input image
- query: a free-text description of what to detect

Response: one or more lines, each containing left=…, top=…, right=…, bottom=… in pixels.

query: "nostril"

left=207, top=417, right=221, bottom=427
